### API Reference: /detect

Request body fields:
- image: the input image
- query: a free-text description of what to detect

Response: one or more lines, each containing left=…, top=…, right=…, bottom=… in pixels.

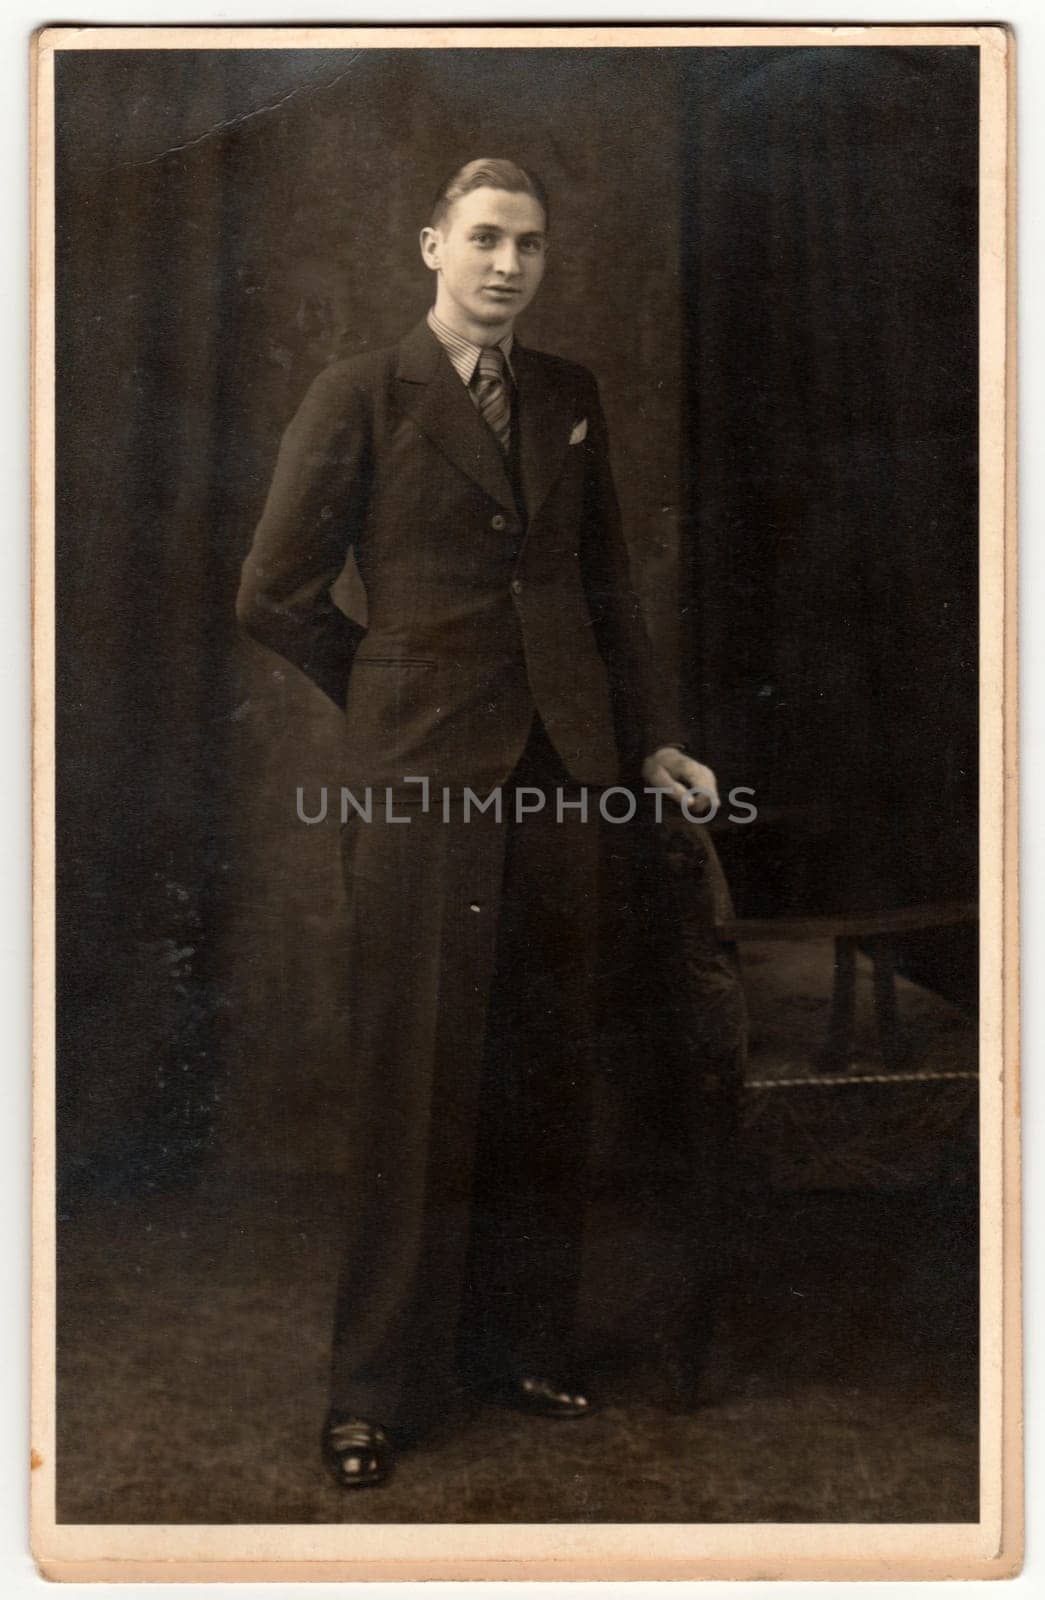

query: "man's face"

left=421, top=185, right=547, bottom=340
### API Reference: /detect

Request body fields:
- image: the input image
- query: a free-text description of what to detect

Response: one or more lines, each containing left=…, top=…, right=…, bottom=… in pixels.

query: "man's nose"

left=493, top=242, right=522, bottom=277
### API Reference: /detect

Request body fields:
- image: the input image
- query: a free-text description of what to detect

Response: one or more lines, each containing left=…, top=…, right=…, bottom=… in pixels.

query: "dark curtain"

left=679, top=47, right=979, bottom=945
left=55, top=54, right=247, bottom=1201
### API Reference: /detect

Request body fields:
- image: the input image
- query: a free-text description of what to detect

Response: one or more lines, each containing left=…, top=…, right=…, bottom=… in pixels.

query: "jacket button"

left=491, top=513, right=507, bottom=531
left=510, top=578, right=524, bottom=596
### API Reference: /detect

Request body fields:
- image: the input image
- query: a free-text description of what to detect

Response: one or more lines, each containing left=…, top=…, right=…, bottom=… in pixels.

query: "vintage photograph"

left=32, top=23, right=1018, bottom=1582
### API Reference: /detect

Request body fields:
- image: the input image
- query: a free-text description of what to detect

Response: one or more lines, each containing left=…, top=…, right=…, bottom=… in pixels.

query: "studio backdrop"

left=54, top=45, right=978, bottom=1197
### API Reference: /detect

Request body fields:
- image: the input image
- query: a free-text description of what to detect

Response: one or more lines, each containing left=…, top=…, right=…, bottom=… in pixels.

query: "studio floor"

left=54, top=941, right=979, bottom=1525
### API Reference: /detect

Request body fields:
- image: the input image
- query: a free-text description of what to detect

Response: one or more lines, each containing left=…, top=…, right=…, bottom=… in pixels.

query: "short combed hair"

left=430, top=159, right=549, bottom=231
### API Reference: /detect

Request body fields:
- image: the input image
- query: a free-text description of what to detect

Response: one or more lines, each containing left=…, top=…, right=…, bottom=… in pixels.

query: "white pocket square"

left=569, top=418, right=588, bottom=445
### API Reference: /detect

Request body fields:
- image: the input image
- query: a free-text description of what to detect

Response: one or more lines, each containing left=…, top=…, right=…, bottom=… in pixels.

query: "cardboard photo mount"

left=30, top=22, right=1020, bottom=1583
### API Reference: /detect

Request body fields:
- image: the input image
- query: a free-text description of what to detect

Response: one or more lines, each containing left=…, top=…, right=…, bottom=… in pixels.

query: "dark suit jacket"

left=237, top=317, right=679, bottom=790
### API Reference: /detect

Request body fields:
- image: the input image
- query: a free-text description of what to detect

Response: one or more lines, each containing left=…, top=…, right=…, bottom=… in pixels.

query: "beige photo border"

left=29, top=22, right=1021, bottom=1582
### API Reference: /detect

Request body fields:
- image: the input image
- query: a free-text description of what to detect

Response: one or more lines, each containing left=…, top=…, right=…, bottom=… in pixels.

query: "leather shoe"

left=321, top=1409, right=395, bottom=1489
left=483, top=1374, right=595, bottom=1418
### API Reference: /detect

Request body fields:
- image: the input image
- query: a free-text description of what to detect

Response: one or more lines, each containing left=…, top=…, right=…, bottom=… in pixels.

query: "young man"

left=237, top=159, right=717, bottom=1488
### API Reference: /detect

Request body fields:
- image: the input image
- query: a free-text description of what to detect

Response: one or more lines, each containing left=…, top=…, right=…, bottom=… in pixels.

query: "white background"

left=3, top=2, right=1038, bottom=1596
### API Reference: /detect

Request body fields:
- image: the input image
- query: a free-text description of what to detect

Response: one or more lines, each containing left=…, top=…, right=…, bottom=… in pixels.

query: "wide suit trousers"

left=328, top=716, right=601, bottom=1435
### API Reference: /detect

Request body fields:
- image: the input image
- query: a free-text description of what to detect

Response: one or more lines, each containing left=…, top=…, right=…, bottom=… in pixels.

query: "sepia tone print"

left=31, top=23, right=1018, bottom=1582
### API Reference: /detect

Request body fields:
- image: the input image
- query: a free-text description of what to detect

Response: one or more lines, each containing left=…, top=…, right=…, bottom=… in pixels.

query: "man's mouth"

left=483, top=286, right=519, bottom=296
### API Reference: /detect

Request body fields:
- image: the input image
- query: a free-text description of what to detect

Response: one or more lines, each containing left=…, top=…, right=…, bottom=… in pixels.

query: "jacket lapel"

left=513, top=342, right=577, bottom=527
left=395, top=319, right=517, bottom=514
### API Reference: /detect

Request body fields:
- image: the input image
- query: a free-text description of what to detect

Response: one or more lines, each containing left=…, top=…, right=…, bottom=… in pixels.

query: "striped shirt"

left=426, top=307, right=515, bottom=396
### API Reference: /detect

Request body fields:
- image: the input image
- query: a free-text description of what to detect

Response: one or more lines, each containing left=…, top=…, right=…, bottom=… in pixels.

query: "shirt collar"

left=427, top=306, right=515, bottom=386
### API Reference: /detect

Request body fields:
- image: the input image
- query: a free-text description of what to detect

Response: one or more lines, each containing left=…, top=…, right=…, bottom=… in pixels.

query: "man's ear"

left=419, top=226, right=441, bottom=273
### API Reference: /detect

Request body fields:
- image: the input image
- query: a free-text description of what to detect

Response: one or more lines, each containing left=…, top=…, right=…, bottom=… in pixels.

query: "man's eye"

left=521, top=239, right=544, bottom=254
left=473, top=233, right=496, bottom=247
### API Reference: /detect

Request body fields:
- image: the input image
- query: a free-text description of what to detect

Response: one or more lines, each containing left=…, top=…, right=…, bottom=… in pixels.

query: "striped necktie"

left=474, top=347, right=511, bottom=454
